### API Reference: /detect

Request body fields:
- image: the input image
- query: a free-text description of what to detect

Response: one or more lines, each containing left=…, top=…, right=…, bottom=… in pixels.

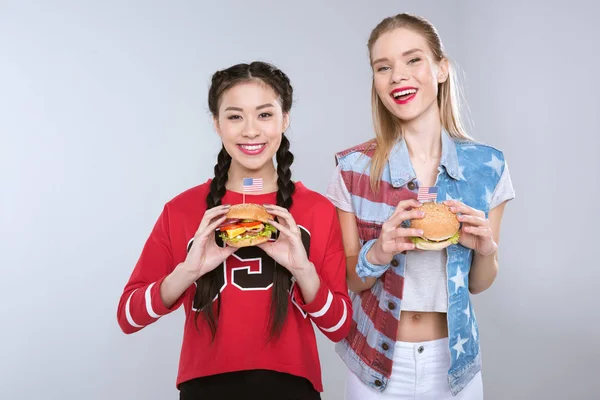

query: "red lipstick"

left=237, top=143, right=266, bottom=156
left=390, top=87, right=418, bottom=104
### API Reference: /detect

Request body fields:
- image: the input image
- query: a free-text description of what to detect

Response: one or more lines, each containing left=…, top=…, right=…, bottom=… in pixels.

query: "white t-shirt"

left=325, top=163, right=515, bottom=312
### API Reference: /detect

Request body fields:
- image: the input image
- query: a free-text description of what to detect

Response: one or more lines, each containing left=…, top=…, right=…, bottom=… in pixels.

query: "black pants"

left=178, top=369, right=322, bottom=400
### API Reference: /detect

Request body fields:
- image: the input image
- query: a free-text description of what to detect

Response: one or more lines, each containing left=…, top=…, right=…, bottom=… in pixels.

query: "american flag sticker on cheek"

left=417, top=186, right=438, bottom=202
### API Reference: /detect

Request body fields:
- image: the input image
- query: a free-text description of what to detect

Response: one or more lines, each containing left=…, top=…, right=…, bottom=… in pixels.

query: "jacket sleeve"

left=116, top=204, right=187, bottom=334
left=290, top=206, right=352, bottom=342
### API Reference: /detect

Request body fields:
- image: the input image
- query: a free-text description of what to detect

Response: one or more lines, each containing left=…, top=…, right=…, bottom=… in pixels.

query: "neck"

left=402, top=103, right=443, bottom=163
left=226, top=160, right=278, bottom=193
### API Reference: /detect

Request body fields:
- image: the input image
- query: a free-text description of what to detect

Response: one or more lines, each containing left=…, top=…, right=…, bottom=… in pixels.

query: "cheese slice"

left=226, top=227, right=247, bottom=238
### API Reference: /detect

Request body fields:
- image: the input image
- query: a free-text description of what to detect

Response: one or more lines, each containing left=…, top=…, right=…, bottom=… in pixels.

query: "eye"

left=227, top=115, right=241, bottom=120
left=376, top=66, right=390, bottom=72
left=259, top=112, right=272, bottom=119
left=408, top=57, right=421, bottom=65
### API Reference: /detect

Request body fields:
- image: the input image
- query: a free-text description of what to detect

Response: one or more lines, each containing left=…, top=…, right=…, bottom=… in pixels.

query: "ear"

left=437, top=58, right=449, bottom=83
left=283, top=112, right=290, bottom=132
left=213, top=116, right=222, bottom=137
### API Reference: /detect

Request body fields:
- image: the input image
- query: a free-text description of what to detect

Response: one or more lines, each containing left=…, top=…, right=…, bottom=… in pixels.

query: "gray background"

left=1, top=0, right=598, bottom=399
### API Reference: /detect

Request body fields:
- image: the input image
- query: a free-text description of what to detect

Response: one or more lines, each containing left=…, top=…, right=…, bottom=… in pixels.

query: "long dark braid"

left=207, top=146, right=232, bottom=209
left=193, top=145, right=231, bottom=337
left=268, top=134, right=295, bottom=338
left=195, top=61, right=296, bottom=340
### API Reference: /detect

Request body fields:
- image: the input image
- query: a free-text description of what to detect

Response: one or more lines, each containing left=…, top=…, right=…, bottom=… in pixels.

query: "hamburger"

left=409, top=202, right=460, bottom=251
left=217, top=204, right=277, bottom=248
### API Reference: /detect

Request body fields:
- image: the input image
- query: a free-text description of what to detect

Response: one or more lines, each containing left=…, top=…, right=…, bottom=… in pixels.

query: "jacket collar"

left=388, top=128, right=464, bottom=188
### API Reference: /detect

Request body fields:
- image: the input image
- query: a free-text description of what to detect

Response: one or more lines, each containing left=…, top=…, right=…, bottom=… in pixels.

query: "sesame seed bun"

left=410, top=202, right=460, bottom=251
left=225, top=203, right=273, bottom=223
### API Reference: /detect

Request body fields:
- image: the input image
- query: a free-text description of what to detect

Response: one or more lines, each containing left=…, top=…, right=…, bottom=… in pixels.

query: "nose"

left=241, top=119, right=260, bottom=139
left=391, top=64, right=409, bottom=84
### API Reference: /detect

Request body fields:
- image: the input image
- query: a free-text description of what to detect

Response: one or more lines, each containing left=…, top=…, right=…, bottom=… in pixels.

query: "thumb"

left=223, top=245, right=237, bottom=256
left=257, top=242, right=273, bottom=253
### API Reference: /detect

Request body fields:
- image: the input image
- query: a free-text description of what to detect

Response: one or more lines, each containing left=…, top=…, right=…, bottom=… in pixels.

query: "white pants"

left=344, top=338, right=483, bottom=399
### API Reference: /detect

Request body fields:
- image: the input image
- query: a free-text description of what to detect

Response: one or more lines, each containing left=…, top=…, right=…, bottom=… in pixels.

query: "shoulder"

left=291, top=182, right=339, bottom=227
left=454, top=140, right=509, bottom=190
left=292, top=182, right=336, bottom=214
left=334, top=139, right=376, bottom=167
left=455, top=140, right=507, bottom=173
left=455, top=140, right=505, bottom=162
left=164, top=179, right=211, bottom=215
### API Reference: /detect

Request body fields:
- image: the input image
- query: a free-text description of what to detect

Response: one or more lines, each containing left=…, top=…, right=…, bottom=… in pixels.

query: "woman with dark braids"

left=117, top=61, right=352, bottom=399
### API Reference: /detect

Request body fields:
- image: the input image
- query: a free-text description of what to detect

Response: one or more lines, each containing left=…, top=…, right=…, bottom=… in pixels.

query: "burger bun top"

left=410, top=202, right=459, bottom=241
left=225, top=203, right=273, bottom=223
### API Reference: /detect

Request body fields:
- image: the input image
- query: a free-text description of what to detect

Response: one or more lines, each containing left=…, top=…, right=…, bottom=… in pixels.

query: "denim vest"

left=333, top=130, right=506, bottom=395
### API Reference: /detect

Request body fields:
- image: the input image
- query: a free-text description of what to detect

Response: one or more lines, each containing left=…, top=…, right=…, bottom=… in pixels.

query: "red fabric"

left=116, top=180, right=351, bottom=392
left=340, top=170, right=417, bottom=207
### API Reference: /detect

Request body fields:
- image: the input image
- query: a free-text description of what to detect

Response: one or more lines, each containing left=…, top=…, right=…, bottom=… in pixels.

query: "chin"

left=381, top=100, right=417, bottom=120
left=237, top=155, right=272, bottom=172
left=389, top=108, right=422, bottom=122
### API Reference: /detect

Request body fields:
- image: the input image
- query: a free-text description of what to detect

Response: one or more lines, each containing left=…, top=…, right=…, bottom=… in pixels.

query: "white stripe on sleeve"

left=144, top=282, right=161, bottom=319
left=320, top=300, right=348, bottom=333
left=125, top=289, right=144, bottom=328
left=309, top=291, right=333, bottom=318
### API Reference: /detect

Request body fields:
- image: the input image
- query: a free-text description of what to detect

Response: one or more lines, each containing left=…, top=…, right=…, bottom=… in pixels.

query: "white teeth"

left=241, top=144, right=263, bottom=151
left=393, top=89, right=417, bottom=98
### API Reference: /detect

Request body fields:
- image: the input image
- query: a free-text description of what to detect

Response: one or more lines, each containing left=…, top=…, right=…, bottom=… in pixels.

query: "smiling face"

left=214, top=80, right=289, bottom=173
left=371, top=27, right=448, bottom=123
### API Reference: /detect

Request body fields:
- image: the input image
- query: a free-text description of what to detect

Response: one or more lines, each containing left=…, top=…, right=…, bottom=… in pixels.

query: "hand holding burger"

left=255, top=204, right=314, bottom=276
left=367, top=199, right=425, bottom=266
left=179, top=205, right=237, bottom=280
left=443, top=200, right=497, bottom=256
left=216, top=203, right=314, bottom=276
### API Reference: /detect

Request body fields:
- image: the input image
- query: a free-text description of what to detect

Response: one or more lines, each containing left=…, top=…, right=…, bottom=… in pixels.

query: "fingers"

left=462, top=226, right=493, bottom=237
left=394, top=238, right=416, bottom=253
left=222, top=244, right=238, bottom=255
left=256, top=241, right=272, bottom=252
left=457, top=214, right=487, bottom=227
left=265, top=217, right=294, bottom=239
left=392, top=199, right=423, bottom=216
left=262, top=204, right=287, bottom=214
left=263, top=204, right=298, bottom=232
left=385, top=208, right=425, bottom=230
left=395, top=227, right=424, bottom=238
left=197, top=215, right=228, bottom=239
left=444, top=200, right=485, bottom=218
left=197, top=205, right=231, bottom=233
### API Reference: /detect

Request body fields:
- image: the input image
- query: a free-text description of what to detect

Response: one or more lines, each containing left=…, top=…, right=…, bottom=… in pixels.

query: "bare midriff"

left=396, top=311, right=448, bottom=342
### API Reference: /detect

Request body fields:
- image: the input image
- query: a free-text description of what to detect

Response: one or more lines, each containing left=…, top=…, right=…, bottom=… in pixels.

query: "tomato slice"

left=238, top=221, right=263, bottom=228
left=219, top=224, right=242, bottom=231
left=219, top=221, right=262, bottom=231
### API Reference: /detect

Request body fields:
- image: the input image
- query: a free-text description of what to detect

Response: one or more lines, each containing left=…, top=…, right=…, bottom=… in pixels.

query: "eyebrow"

left=371, top=48, right=424, bottom=65
left=224, top=103, right=274, bottom=112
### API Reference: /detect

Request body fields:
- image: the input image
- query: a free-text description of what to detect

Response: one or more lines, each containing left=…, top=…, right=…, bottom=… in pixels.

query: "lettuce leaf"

left=410, top=231, right=460, bottom=245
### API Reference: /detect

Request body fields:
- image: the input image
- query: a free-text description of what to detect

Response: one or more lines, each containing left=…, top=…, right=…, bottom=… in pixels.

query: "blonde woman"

left=328, top=14, right=514, bottom=399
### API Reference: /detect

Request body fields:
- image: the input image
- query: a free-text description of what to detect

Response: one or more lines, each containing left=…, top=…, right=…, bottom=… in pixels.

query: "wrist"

left=366, top=240, right=390, bottom=266
left=476, top=249, right=497, bottom=258
left=292, top=261, right=318, bottom=283
left=475, top=240, right=498, bottom=258
left=175, top=262, right=202, bottom=285
left=356, top=239, right=391, bottom=282
left=292, top=263, right=320, bottom=304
